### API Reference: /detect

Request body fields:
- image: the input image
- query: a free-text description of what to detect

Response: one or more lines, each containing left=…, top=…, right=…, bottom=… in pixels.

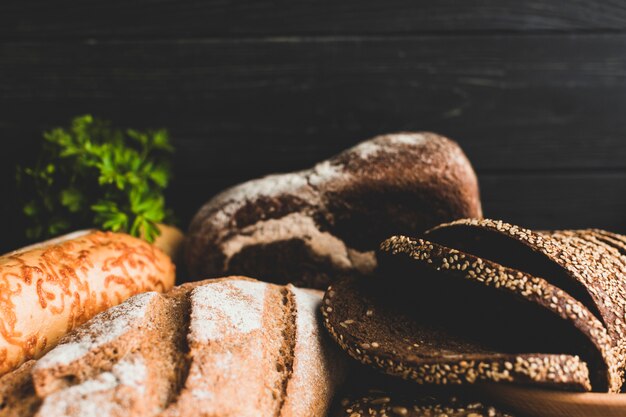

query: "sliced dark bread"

left=331, top=388, right=514, bottom=417
left=544, top=230, right=626, bottom=273
left=376, top=235, right=620, bottom=391
left=588, top=229, right=626, bottom=256
left=425, top=219, right=626, bottom=381
left=323, top=274, right=595, bottom=392
left=329, top=369, right=516, bottom=417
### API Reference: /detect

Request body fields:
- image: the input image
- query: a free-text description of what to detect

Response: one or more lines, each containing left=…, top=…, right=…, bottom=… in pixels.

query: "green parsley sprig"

left=16, top=115, right=174, bottom=243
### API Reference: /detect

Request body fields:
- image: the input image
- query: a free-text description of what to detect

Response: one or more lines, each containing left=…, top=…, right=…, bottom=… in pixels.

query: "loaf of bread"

left=425, top=219, right=626, bottom=390
left=322, top=218, right=626, bottom=394
left=323, top=276, right=594, bottom=392
left=332, top=389, right=515, bottom=417
left=330, top=368, right=516, bottom=416
left=0, top=276, right=346, bottom=417
left=186, top=132, right=482, bottom=288
left=0, top=230, right=175, bottom=377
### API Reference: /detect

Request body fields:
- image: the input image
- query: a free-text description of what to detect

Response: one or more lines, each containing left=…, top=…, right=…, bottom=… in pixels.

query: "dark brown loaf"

left=322, top=275, right=594, bottom=392
left=379, top=235, right=620, bottom=392
left=329, top=368, right=516, bottom=417
left=185, top=132, right=482, bottom=288
left=1, top=277, right=347, bottom=417
left=425, top=219, right=626, bottom=388
left=331, top=389, right=515, bottom=417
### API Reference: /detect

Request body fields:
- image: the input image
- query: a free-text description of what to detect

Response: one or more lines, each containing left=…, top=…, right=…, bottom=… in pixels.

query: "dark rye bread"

left=329, top=367, right=516, bottom=417
left=331, top=390, right=514, bottom=417
left=425, top=219, right=626, bottom=386
left=322, top=276, right=594, bottom=393
left=0, top=277, right=346, bottom=417
left=185, top=132, right=481, bottom=288
left=376, top=235, right=620, bottom=392
left=587, top=229, right=626, bottom=256
left=543, top=229, right=626, bottom=275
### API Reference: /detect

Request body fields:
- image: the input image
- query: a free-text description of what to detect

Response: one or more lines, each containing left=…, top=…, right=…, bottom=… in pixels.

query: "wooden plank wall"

left=2, top=0, right=626, bottom=252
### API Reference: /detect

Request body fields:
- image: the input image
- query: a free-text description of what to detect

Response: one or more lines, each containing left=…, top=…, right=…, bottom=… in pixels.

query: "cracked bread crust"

left=0, top=277, right=346, bottom=417
left=0, top=361, right=40, bottom=417
left=185, top=132, right=481, bottom=288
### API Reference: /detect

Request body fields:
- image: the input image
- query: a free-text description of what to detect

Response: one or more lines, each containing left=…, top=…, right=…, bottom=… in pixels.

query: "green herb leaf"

left=60, top=188, right=83, bottom=212
left=17, top=115, right=175, bottom=243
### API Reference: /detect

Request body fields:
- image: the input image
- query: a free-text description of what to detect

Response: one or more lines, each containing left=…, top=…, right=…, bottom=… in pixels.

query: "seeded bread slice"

left=377, top=235, right=619, bottom=391
left=425, top=219, right=626, bottom=383
left=323, top=276, right=593, bottom=393
left=329, top=369, right=516, bottom=417
left=331, top=389, right=514, bottom=417
left=1, top=277, right=346, bottom=417
left=588, top=229, right=626, bottom=256
left=542, top=230, right=626, bottom=274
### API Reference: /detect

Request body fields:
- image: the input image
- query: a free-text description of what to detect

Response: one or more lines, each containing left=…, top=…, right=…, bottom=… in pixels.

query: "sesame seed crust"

left=331, top=390, right=514, bottom=417
left=322, top=277, right=593, bottom=393
left=377, top=235, right=619, bottom=392
left=427, top=218, right=626, bottom=386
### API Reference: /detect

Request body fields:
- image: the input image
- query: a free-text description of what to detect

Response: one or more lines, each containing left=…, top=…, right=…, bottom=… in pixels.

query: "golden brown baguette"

left=0, top=230, right=175, bottom=376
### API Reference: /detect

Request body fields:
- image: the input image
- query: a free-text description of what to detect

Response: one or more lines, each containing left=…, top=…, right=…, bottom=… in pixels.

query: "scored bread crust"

left=0, top=360, right=40, bottom=417
left=427, top=219, right=626, bottom=383
left=0, top=230, right=175, bottom=377
left=0, top=276, right=346, bottom=417
left=323, top=276, right=593, bottom=393
left=378, top=235, right=620, bottom=392
left=185, top=132, right=481, bottom=288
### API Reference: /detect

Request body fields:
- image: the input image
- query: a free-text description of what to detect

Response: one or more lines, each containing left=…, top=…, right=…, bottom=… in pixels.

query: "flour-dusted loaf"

left=186, top=132, right=482, bottom=288
left=0, top=360, right=39, bottom=417
left=0, top=277, right=346, bottom=417
left=0, top=230, right=175, bottom=377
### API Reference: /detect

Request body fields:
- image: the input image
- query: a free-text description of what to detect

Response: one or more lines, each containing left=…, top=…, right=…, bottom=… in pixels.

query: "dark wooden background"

left=2, top=1, right=626, bottom=253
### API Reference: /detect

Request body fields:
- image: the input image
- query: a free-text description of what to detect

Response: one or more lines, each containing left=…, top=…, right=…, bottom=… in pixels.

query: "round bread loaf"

left=0, top=230, right=175, bottom=377
left=185, top=132, right=482, bottom=288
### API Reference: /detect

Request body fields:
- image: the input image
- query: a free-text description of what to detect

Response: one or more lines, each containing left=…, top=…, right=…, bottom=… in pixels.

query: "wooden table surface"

left=478, top=384, right=626, bottom=417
